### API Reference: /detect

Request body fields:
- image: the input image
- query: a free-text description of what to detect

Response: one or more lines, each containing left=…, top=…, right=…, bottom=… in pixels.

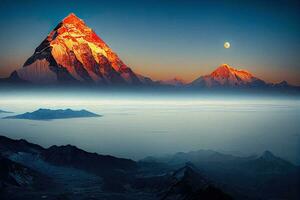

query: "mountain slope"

left=190, top=64, right=266, bottom=88
left=133, top=164, right=232, bottom=200
left=0, top=155, right=52, bottom=189
left=158, top=77, right=186, bottom=86
left=160, top=165, right=232, bottom=200
left=0, top=135, right=137, bottom=175
left=3, top=108, right=101, bottom=120
left=142, top=149, right=300, bottom=199
left=9, top=13, right=149, bottom=85
left=0, top=135, right=233, bottom=199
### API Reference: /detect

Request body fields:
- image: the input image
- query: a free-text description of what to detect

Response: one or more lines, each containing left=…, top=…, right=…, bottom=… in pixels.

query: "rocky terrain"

left=0, top=135, right=233, bottom=200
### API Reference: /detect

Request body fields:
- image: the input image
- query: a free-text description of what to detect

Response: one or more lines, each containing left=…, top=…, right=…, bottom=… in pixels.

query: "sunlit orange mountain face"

left=190, top=64, right=267, bottom=88
left=1, top=13, right=297, bottom=91
left=9, top=13, right=148, bottom=85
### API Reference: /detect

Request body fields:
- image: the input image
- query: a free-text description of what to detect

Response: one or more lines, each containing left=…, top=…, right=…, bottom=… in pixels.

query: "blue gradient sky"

left=0, top=0, right=299, bottom=84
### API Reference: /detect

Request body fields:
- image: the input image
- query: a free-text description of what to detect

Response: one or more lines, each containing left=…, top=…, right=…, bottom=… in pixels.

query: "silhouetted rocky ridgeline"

left=0, top=135, right=299, bottom=200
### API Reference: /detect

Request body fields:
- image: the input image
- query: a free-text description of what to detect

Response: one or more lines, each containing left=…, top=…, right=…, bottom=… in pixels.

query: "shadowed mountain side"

left=134, top=163, right=232, bottom=200
left=0, top=155, right=55, bottom=200
left=0, top=135, right=232, bottom=199
left=0, top=155, right=52, bottom=188
left=0, top=135, right=137, bottom=174
left=141, top=149, right=300, bottom=199
left=0, top=135, right=298, bottom=199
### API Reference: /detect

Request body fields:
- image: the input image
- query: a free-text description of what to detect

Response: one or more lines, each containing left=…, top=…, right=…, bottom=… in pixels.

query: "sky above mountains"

left=0, top=0, right=299, bottom=85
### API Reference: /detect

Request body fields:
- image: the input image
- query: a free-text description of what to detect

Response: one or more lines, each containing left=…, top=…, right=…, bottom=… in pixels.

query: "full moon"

left=224, top=42, right=230, bottom=49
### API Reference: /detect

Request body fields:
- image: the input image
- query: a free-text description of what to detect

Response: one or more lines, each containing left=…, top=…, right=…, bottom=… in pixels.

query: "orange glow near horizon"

left=1, top=60, right=300, bottom=86
left=131, top=62, right=300, bottom=85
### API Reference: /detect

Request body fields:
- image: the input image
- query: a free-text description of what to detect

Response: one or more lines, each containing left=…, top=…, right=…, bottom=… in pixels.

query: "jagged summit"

left=210, top=64, right=254, bottom=82
left=211, top=64, right=252, bottom=78
left=62, top=13, right=84, bottom=24
left=260, top=150, right=277, bottom=161
left=1, top=13, right=297, bottom=90
left=191, top=64, right=266, bottom=88
left=10, top=13, right=147, bottom=85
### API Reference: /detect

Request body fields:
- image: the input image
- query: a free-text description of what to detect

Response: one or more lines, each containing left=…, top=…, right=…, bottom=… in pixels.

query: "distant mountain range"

left=141, top=149, right=300, bottom=199
left=0, top=13, right=298, bottom=92
left=157, top=77, right=187, bottom=86
left=0, top=135, right=299, bottom=199
left=3, top=108, right=101, bottom=120
left=188, top=64, right=299, bottom=90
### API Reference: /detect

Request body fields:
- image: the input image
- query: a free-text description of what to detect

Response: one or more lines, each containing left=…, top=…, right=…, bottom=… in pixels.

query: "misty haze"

left=1, top=1, right=300, bottom=199
left=1, top=92, right=299, bottom=164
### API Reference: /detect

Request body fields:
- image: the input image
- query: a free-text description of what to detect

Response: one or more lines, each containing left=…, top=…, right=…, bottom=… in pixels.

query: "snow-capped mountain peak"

left=210, top=64, right=253, bottom=82
left=11, top=13, right=145, bottom=85
left=62, top=13, right=84, bottom=25
left=191, top=64, right=266, bottom=88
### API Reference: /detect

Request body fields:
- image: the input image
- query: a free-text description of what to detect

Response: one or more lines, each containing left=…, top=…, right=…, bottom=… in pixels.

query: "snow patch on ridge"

left=17, top=59, right=57, bottom=84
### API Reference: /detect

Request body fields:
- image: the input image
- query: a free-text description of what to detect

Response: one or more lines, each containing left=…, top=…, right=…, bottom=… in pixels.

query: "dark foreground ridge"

left=0, top=135, right=232, bottom=200
left=3, top=108, right=101, bottom=120
left=0, top=135, right=299, bottom=200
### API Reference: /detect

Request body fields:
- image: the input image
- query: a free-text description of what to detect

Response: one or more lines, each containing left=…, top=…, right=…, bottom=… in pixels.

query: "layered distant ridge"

left=158, top=77, right=187, bottom=86
left=11, top=13, right=148, bottom=85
